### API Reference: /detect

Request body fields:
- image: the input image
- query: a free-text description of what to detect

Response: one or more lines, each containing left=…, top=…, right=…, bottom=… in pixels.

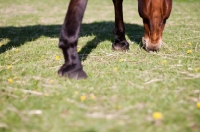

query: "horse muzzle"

left=142, top=37, right=162, bottom=52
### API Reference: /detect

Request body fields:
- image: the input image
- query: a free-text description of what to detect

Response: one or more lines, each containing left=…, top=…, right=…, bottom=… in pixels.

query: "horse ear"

left=163, top=0, right=172, bottom=20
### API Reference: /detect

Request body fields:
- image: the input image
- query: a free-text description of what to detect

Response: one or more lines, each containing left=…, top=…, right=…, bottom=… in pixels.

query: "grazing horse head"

left=138, top=0, right=172, bottom=52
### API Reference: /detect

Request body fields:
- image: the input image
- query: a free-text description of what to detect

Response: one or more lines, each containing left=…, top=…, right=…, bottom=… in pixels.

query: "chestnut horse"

left=58, top=0, right=172, bottom=79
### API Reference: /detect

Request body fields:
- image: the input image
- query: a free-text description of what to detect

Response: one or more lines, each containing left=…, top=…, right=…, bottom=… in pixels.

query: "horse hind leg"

left=112, top=0, right=129, bottom=51
left=58, top=0, right=88, bottom=79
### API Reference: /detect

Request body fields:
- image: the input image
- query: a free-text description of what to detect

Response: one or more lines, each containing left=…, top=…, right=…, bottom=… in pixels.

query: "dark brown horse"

left=58, top=0, right=172, bottom=79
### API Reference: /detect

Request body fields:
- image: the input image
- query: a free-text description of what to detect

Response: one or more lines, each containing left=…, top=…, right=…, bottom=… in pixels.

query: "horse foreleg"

left=58, top=0, right=88, bottom=79
left=112, top=0, right=129, bottom=51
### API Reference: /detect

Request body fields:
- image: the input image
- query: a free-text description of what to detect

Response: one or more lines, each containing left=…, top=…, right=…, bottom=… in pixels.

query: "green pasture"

left=0, top=0, right=200, bottom=132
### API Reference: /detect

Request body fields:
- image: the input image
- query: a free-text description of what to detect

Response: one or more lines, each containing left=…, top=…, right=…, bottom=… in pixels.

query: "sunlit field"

left=0, top=0, right=200, bottom=132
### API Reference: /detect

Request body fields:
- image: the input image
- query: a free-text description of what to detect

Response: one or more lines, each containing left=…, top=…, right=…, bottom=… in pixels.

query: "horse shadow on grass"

left=0, top=21, right=144, bottom=60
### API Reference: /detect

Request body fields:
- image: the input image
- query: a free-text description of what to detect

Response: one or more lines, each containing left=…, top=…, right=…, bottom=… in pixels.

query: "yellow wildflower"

left=80, top=95, right=86, bottom=101
left=78, top=48, right=81, bottom=52
left=12, top=48, right=19, bottom=52
left=13, top=76, right=19, bottom=79
left=74, top=91, right=79, bottom=95
left=49, top=80, right=54, bottom=83
left=197, top=102, right=200, bottom=109
left=187, top=50, right=192, bottom=54
left=0, top=43, right=3, bottom=47
left=161, top=60, right=167, bottom=65
left=4, top=54, right=9, bottom=58
left=55, top=55, right=60, bottom=60
left=194, top=67, right=200, bottom=72
left=45, top=93, right=49, bottom=97
left=188, top=42, right=192, bottom=46
left=56, top=92, right=60, bottom=96
left=119, top=59, right=124, bottom=62
left=8, top=78, right=13, bottom=83
left=14, top=49, right=19, bottom=52
left=117, top=105, right=121, bottom=109
left=113, top=67, right=118, bottom=71
left=152, top=112, right=163, bottom=120
left=7, top=65, right=12, bottom=69
left=90, top=94, right=96, bottom=100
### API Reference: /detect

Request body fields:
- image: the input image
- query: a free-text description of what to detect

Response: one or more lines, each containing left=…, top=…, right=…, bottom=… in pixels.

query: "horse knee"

left=58, top=30, right=78, bottom=49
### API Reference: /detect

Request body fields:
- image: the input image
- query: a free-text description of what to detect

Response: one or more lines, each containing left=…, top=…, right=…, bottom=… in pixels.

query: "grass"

left=0, top=0, right=200, bottom=132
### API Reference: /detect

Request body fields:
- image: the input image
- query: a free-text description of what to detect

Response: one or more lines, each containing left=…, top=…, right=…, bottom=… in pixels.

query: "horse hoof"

left=58, top=65, right=88, bottom=80
left=112, top=40, right=129, bottom=51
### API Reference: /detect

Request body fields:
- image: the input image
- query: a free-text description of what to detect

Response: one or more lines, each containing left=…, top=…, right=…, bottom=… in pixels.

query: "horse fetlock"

left=58, top=63, right=88, bottom=80
left=112, top=39, right=129, bottom=51
left=58, top=36, right=78, bottom=49
left=58, top=46, right=87, bottom=79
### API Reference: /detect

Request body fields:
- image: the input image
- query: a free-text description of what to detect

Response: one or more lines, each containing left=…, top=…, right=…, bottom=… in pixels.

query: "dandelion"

left=117, top=105, right=121, bottom=109
left=14, top=76, right=19, bottom=79
left=197, top=102, right=200, bottom=109
left=14, top=49, right=19, bottom=52
left=119, top=59, right=124, bottom=62
left=8, top=78, right=13, bottom=83
left=74, top=91, right=79, bottom=95
left=56, top=92, right=60, bottom=96
left=49, top=80, right=54, bottom=83
left=187, top=50, right=192, bottom=54
left=77, top=48, right=81, bottom=52
left=194, top=67, right=200, bottom=72
left=12, top=48, right=19, bottom=52
left=113, top=67, right=118, bottom=71
left=45, top=93, right=49, bottom=97
left=90, top=94, right=96, bottom=100
left=6, top=65, right=12, bottom=69
left=161, top=60, right=167, bottom=65
left=188, top=42, right=192, bottom=46
left=152, top=112, right=163, bottom=120
left=80, top=95, right=86, bottom=101
left=4, top=54, right=9, bottom=58
left=55, top=55, right=60, bottom=60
